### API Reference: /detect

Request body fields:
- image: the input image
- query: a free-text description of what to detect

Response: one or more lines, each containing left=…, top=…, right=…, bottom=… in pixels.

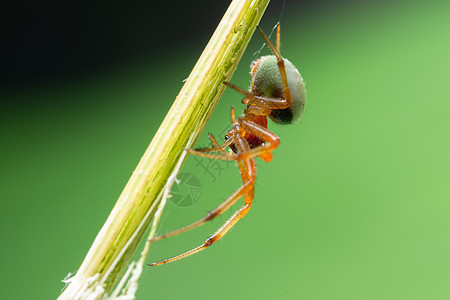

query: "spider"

left=149, top=24, right=306, bottom=266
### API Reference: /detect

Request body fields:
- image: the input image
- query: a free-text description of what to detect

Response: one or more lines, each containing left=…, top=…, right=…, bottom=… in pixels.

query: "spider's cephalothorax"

left=149, top=24, right=306, bottom=266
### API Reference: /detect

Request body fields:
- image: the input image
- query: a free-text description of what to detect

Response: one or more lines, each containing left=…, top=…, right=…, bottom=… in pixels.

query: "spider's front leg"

left=187, top=106, right=239, bottom=157
left=192, top=133, right=234, bottom=156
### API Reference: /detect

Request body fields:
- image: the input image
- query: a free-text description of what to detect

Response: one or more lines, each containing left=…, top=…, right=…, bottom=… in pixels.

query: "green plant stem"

left=58, top=0, right=270, bottom=299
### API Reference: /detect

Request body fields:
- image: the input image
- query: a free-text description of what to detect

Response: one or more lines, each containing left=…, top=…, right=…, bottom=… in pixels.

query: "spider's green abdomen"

left=250, top=55, right=306, bottom=124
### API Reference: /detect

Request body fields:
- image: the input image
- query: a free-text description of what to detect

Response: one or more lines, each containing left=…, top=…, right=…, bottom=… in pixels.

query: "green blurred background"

left=1, top=0, right=450, bottom=299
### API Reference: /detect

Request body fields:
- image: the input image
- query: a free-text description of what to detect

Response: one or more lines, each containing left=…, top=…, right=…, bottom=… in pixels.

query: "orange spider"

left=149, top=24, right=306, bottom=266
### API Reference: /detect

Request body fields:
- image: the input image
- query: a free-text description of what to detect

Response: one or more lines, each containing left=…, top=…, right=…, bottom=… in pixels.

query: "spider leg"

left=150, top=156, right=249, bottom=242
left=230, top=105, right=238, bottom=125
left=191, top=135, right=234, bottom=155
left=244, top=104, right=271, bottom=116
left=207, top=133, right=229, bottom=155
left=149, top=134, right=256, bottom=266
left=223, top=81, right=289, bottom=110
left=151, top=127, right=238, bottom=242
left=276, top=22, right=281, bottom=53
left=234, top=116, right=280, bottom=161
left=256, top=26, right=292, bottom=107
left=186, top=149, right=238, bottom=160
left=187, top=105, right=278, bottom=162
left=187, top=105, right=238, bottom=157
left=187, top=116, right=280, bottom=162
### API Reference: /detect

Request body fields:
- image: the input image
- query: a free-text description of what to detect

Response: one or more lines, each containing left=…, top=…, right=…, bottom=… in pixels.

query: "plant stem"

left=58, top=0, right=270, bottom=298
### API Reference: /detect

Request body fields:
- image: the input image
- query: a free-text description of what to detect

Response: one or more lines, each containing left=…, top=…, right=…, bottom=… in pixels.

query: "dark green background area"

left=1, top=0, right=450, bottom=299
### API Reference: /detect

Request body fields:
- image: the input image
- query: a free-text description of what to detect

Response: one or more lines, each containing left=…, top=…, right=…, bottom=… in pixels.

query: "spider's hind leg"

left=149, top=135, right=256, bottom=266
